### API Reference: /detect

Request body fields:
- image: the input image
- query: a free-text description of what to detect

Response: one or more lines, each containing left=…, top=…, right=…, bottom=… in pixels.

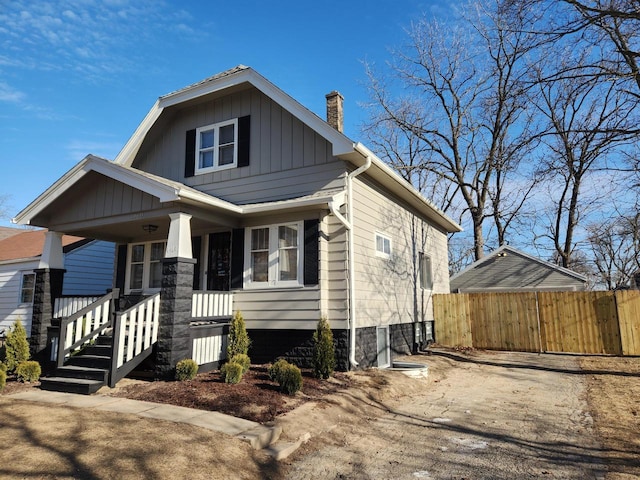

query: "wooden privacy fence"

left=434, top=290, right=640, bottom=355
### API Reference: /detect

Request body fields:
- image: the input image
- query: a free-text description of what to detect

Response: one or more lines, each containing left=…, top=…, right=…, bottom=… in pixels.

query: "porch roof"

left=12, top=155, right=345, bottom=230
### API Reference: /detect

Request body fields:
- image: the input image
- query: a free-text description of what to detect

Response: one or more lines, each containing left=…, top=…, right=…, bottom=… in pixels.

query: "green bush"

left=277, top=362, right=303, bottom=395
left=16, top=361, right=41, bottom=383
left=268, top=358, right=289, bottom=381
left=229, top=353, right=251, bottom=374
left=227, top=311, right=251, bottom=358
left=220, top=361, right=243, bottom=384
left=0, top=369, right=6, bottom=392
left=175, top=359, right=199, bottom=381
left=313, top=316, right=336, bottom=379
left=0, top=362, right=6, bottom=373
left=5, top=320, right=30, bottom=373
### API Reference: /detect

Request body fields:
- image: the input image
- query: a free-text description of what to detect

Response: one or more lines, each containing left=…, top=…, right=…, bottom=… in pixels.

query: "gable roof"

left=0, top=229, right=87, bottom=263
left=0, top=226, right=23, bottom=241
left=13, top=66, right=461, bottom=234
left=450, top=245, right=588, bottom=293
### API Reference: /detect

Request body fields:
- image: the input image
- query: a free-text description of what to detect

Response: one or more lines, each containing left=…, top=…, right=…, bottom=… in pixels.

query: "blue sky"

left=0, top=0, right=453, bottom=228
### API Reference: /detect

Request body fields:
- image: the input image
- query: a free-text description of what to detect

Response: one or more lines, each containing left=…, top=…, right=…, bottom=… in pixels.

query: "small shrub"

left=0, top=369, right=6, bottom=392
left=229, top=353, right=251, bottom=374
left=0, top=362, right=6, bottom=373
left=313, top=316, right=336, bottom=379
left=175, top=359, right=199, bottom=381
left=227, top=311, right=251, bottom=358
left=268, top=358, right=289, bottom=381
left=220, top=361, right=243, bottom=384
left=5, top=320, right=30, bottom=373
left=277, top=362, right=303, bottom=395
left=16, top=361, right=41, bottom=383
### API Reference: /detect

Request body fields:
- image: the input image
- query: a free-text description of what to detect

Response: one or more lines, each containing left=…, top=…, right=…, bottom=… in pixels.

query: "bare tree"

left=363, top=1, right=540, bottom=261
left=588, top=211, right=640, bottom=289
left=529, top=48, right=637, bottom=268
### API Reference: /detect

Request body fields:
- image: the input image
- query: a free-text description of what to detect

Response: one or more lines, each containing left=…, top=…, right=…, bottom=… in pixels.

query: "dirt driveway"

left=1, top=349, right=638, bottom=479
left=280, top=349, right=610, bottom=479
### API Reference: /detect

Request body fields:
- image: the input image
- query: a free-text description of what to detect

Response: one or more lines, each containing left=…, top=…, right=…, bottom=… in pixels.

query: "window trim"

left=244, top=221, right=304, bottom=289
left=195, top=118, right=238, bottom=175
left=19, top=271, right=36, bottom=305
left=419, top=252, right=433, bottom=290
left=124, top=240, right=167, bottom=294
left=374, top=232, right=392, bottom=259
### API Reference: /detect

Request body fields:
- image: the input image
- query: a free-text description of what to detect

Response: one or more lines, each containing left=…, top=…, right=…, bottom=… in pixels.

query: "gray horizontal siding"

left=351, top=177, right=450, bottom=328
left=234, top=287, right=323, bottom=329
left=133, top=87, right=346, bottom=204
left=62, top=240, right=115, bottom=295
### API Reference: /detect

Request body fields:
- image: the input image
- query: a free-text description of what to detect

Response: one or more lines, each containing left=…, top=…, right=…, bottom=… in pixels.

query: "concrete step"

left=40, top=377, right=105, bottom=395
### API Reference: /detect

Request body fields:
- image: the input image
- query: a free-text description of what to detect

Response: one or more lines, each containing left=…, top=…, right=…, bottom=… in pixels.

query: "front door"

left=207, top=232, right=231, bottom=291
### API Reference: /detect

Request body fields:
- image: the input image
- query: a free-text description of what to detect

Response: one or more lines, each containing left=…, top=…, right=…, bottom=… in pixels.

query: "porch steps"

left=40, top=334, right=114, bottom=395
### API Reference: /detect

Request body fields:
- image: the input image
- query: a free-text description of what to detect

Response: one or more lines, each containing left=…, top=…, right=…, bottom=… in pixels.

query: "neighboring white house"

left=0, top=229, right=115, bottom=336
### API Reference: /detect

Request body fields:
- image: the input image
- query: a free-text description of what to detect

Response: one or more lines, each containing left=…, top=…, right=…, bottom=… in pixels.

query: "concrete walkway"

left=8, top=390, right=303, bottom=460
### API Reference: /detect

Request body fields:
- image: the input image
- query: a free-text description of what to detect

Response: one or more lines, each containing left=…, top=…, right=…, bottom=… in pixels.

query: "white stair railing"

left=55, top=292, right=115, bottom=367
left=110, top=293, right=160, bottom=387
left=54, top=296, right=101, bottom=318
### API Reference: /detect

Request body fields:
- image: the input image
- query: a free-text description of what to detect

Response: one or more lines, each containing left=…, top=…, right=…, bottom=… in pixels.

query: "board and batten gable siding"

left=34, top=171, right=163, bottom=228
left=62, top=240, right=115, bottom=295
left=351, top=176, right=450, bottom=329
left=132, top=87, right=347, bottom=205
left=0, top=259, right=38, bottom=337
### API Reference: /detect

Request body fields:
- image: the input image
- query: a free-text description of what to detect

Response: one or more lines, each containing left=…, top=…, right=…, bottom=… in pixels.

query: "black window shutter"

left=304, top=219, right=319, bottom=286
left=191, top=236, right=202, bottom=291
left=115, top=244, right=127, bottom=291
left=237, top=116, right=250, bottom=168
left=230, top=228, right=245, bottom=289
left=185, top=129, right=196, bottom=178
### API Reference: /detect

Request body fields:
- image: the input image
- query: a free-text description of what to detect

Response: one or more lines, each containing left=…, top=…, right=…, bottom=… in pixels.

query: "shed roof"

left=450, top=245, right=588, bottom=293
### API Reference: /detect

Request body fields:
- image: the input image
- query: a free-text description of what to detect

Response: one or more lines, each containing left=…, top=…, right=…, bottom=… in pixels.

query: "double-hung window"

left=246, top=222, right=302, bottom=287
left=19, top=272, right=35, bottom=304
left=195, top=118, right=238, bottom=174
left=127, top=241, right=166, bottom=292
left=375, top=232, right=392, bottom=259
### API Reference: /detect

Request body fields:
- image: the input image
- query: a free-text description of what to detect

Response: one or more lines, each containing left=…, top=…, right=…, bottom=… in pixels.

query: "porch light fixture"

left=142, top=224, right=158, bottom=233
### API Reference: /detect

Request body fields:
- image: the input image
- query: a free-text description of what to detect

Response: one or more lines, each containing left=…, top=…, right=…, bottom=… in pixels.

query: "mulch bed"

left=110, top=365, right=354, bottom=423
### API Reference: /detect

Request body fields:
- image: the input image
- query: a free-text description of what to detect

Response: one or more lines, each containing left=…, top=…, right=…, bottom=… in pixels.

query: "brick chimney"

left=325, top=91, right=344, bottom=133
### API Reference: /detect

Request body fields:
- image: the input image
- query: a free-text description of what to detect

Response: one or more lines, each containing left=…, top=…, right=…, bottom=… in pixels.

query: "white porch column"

left=166, top=213, right=193, bottom=258
left=38, top=231, right=65, bottom=269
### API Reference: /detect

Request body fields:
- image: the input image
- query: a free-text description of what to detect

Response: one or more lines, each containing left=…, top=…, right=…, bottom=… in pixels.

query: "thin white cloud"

left=0, top=82, right=25, bottom=103
left=66, top=139, right=122, bottom=162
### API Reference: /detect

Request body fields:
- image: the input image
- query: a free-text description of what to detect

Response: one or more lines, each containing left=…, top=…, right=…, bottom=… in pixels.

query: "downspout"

left=329, top=143, right=372, bottom=368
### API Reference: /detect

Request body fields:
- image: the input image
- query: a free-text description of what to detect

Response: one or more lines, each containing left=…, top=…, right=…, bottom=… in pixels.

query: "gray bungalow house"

left=14, top=66, right=460, bottom=392
left=450, top=245, right=588, bottom=293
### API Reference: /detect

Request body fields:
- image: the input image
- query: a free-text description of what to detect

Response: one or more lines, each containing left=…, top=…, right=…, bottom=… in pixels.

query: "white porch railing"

left=113, top=293, right=160, bottom=370
left=55, top=292, right=114, bottom=366
left=54, top=296, right=100, bottom=318
left=191, top=291, right=234, bottom=318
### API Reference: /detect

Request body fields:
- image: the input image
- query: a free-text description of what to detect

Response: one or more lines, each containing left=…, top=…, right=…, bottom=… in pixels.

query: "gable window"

left=127, top=241, right=167, bottom=292
left=195, top=118, right=238, bottom=174
left=419, top=252, right=433, bottom=289
left=19, top=272, right=35, bottom=304
left=375, top=232, right=392, bottom=259
left=245, top=222, right=302, bottom=288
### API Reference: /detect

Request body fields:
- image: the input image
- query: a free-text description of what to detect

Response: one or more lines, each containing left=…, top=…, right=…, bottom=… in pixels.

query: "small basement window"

left=375, top=232, right=392, bottom=259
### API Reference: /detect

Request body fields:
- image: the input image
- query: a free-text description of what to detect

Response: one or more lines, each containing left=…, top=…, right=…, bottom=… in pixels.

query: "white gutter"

left=330, top=142, right=372, bottom=368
